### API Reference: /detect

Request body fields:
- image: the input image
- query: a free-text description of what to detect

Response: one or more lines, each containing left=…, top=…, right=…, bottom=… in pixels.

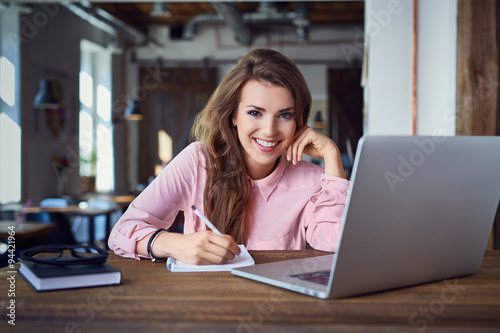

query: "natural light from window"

left=79, top=39, right=114, bottom=192
left=79, top=71, right=93, bottom=108
left=96, top=84, right=113, bottom=191
left=0, top=56, right=15, bottom=107
left=158, top=129, right=173, bottom=164
left=0, top=113, right=21, bottom=203
left=156, top=130, right=173, bottom=177
left=97, top=84, right=111, bottom=122
left=96, top=123, right=113, bottom=191
left=0, top=12, right=21, bottom=204
left=79, top=110, right=94, bottom=177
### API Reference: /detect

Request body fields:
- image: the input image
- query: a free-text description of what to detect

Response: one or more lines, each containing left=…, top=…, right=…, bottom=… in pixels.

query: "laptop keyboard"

left=290, top=269, right=331, bottom=286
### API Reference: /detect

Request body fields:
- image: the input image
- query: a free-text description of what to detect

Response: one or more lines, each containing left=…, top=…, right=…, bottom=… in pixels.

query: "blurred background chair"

left=71, top=199, right=122, bottom=248
left=26, top=198, right=77, bottom=246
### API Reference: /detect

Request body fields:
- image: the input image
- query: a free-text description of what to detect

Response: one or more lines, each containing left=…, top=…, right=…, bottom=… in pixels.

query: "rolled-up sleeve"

left=304, top=174, right=350, bottom=252
left=108, top=204, right=177, bottom=259
left=108, top=143, right=201, bottom=259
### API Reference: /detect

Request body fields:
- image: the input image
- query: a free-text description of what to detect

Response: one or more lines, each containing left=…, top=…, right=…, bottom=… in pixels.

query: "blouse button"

left=323, top=180, right=329, bottom=185
left=112, top=233, right=116, bottom=238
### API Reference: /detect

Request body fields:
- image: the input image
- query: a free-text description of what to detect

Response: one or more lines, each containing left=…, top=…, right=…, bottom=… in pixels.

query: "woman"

left=108, top=48, right=349, bottom=265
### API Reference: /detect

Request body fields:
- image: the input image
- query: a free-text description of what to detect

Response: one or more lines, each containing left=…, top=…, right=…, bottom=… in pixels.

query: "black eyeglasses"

left=19, top=245, right=108, bottom=265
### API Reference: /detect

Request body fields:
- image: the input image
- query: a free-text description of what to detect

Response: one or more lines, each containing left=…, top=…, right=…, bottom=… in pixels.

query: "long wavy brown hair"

left=190, top=48, right=312, bottom=244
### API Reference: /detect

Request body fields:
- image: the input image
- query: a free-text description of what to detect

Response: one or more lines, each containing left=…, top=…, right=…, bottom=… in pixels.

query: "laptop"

left=231, top=135, right=500, bottom=299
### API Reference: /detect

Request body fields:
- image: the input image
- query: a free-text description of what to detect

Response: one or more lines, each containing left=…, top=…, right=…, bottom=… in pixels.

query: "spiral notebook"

left=166, top=245, right=254, bottom=272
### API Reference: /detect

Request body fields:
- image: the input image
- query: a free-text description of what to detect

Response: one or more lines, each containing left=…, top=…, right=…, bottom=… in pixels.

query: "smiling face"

left=232, top=79, right=297, bottom=180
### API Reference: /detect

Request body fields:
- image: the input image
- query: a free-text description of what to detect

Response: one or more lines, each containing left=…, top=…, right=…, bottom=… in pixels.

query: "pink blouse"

left=108, top=142, right=350, bottom=259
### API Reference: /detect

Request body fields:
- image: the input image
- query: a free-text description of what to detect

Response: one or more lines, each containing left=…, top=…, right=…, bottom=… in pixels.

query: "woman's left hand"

left=286, top=125, right=346, bottom=179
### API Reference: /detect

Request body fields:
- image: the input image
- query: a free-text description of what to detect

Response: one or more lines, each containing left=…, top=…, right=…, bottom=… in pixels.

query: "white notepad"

left=166, top=245, right=254, bottom=272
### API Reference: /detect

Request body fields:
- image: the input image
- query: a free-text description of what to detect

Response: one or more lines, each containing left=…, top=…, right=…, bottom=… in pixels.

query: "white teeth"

left=256, top=139, right=278, bottom=147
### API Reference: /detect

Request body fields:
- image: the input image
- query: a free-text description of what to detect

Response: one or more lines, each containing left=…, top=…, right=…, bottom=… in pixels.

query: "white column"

left=416, top=0, right=457, bottom=136
left=364, top=0, right=413, bottom=135
left=363, top=0, right=457, bottom=136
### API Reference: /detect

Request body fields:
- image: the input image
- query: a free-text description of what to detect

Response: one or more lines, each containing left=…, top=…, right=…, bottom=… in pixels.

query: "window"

left=79, top=40, right=114, bottom=192
left=0, top=12, right=21, bottom=204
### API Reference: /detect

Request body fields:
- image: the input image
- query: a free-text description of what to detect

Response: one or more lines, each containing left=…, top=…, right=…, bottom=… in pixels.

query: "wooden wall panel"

left=456, top=0, right=498, bottom=136
left=456, top=0, right=499, bottom=250
left=137, top=67, right=217, bottom=184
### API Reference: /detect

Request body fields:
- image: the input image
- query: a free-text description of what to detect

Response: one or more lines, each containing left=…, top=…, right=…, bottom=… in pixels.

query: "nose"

left=262, top=116, right=278, bottom=137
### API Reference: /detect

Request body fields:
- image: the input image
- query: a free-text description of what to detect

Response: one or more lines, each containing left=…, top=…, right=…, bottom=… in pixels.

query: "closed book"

left=19, top=259, right=121, bottom=291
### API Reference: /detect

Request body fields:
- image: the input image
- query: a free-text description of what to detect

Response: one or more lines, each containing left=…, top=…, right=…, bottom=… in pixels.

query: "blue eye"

left=247, top=110, right=261, bottom=117
left=279, top=112, right=294, bottom=119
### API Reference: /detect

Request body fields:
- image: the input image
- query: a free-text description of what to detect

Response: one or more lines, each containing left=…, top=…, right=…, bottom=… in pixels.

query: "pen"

left=191, top=205, right=240, bottom=258
left=191, top=205, right=224, bottom=237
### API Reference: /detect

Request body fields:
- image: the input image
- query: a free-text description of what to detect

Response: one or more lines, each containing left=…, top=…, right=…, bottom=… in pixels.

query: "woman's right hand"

left=138, top=230, right=241, bottom=265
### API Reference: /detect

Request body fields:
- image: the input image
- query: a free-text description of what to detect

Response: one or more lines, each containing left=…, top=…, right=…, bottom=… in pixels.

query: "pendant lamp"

left=125, top=99, right=143, bottom=120
left=33, top=79, right=59, bottom=109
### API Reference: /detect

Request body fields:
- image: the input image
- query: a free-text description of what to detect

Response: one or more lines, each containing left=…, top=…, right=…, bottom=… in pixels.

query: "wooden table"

left=0, top=220, right=57, bottom=240
left=26, top=206, right=116, bottom=247
left=80, top=193, right=138, bottom=212
left=1, top=250, right=499, bottom=332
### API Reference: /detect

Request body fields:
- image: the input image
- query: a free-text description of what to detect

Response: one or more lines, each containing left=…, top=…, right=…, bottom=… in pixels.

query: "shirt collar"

left=252, top=155, right=286, bottom=202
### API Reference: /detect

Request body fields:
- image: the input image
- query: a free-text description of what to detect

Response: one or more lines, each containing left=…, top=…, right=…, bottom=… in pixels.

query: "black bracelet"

left=147, top=228, right=167, bottom=262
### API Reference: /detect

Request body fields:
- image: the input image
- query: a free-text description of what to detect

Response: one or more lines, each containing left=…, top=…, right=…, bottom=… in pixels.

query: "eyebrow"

left=245, top=105, right=295, bottom=113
